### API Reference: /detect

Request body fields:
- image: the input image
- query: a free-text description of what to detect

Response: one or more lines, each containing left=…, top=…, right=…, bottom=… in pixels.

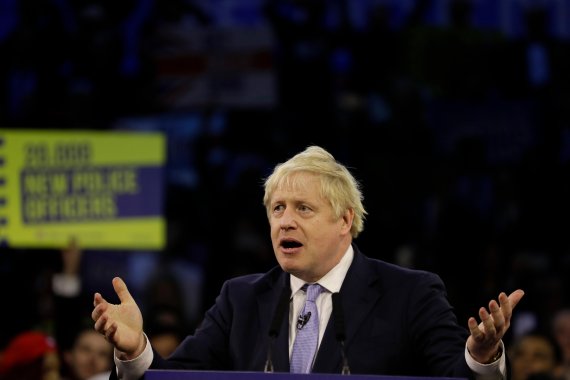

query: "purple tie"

left=290, top=283, right=323, bottom=373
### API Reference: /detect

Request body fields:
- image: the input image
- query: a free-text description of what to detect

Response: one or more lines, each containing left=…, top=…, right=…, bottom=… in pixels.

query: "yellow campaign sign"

left=0, top=129, right=166, bottom=250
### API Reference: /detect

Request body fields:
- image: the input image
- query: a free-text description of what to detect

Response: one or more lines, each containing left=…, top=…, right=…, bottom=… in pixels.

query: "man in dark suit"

left=92, top=145, right=524, bottom=380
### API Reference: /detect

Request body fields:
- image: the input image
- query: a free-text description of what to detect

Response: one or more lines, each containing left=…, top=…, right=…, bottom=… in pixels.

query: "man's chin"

left=278, top=259, right=302, bottom=275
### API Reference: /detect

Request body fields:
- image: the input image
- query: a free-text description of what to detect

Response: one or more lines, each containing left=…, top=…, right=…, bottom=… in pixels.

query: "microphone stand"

left=264, top=286, right=291, bottom=372
left=332, top=292, right=351, bottom=375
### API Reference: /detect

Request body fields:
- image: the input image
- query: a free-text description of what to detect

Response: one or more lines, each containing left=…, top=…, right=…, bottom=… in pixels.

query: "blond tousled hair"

left=263, top=146, right=367, bottom=238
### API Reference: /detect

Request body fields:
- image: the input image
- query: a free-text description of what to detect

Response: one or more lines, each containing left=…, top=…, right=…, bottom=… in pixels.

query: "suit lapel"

left=313, top=246, right=383, bottom=373
left=257, top=246, right=383, bottom=374
left=256, top=272, right=291, bottom=372
left=273, top=313, right=290, bottom=372
left=313, top=316, right=343, bottom=372
left=339, top=249, right=383, bottom=347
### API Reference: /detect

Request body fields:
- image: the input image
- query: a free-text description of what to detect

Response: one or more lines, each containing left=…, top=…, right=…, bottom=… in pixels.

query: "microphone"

left=332, top=292, right=350, bottom=375
left=296, top=311, right=311, bottom=330
left=264, top=285, right=291, bottom=372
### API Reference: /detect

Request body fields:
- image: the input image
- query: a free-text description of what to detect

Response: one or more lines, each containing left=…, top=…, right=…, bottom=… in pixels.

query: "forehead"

left=271, top=173, right=321, bottom=198
left=518, top=337, right=554, bottom=353
left=554, top=313, right=570, bottom=330
left=76, top=330, right=111, bottom=349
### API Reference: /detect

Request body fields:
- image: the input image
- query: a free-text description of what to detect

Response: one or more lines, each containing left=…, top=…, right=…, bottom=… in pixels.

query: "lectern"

left=145, top=370, right=467, bottom=380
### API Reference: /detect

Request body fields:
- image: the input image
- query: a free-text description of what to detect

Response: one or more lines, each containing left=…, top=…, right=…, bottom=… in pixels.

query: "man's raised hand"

left=92, top=277, right=146, bottom=360
left=466, top=289, right=525, bottom=364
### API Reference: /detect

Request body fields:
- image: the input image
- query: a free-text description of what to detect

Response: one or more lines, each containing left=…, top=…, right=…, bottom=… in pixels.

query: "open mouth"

left=280, top=239, right=302, bottom=249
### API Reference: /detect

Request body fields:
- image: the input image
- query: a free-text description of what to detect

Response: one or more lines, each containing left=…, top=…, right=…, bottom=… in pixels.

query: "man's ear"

left=341, top=209, right=354, bottom=234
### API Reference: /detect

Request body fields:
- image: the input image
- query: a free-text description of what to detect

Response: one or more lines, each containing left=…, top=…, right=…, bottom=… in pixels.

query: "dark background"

left=2, top=0, right=570, bottom=352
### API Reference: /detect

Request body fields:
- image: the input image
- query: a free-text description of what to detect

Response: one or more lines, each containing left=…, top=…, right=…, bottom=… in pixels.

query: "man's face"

left=65, top=330, right=113, bottom=380
left=268, top=172, right=352, bottom=283
left=510, top=336, right=556, bottom=380
left=554, top=315, right=570, bottom=356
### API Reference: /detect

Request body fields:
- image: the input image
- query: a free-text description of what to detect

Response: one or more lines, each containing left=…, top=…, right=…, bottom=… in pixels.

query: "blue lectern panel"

left=145, top=370, right=466, bottom=380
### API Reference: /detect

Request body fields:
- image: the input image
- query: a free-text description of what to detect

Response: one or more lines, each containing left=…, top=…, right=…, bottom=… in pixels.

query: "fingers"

left=489, top=298, right=504, bottom=330
left=92, top=291, right=113, bottom=335
left=92, top=280, right=130, bottom=346
left=92, top=293, right=107, bottom=318
left=507, top=289, right=525, bottom=309
left=112, top=277, right=134, bottom=304
left=92, top=297, right=119, bottom=343
left=93, top=292, right=104, bottom=307
left=93, top=313, right=118, bottom=343
left=494, top=290, right=524, bottom=328
left=479, top=306, right=498, bottom=340
left=92, top=295, right=109, bottom=325
left=467, top=289, right=525, bottom=364
left=93, top=310, right=108, bottom=333
left=472, top=289, right=525, bottom=337
left=468, top=316, right=484, bottom=341
left=105, top=322, right=118, bottom=341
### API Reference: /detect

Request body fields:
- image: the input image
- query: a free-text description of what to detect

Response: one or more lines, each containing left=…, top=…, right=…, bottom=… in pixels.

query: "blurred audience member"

left=508, top=331, right=560, bottom=380
left=141, top=267, right=197, bottom=357
left=60, top=325, right=113, bottom=380
left=53, top=238, right=114, bottom=380
left=52, top=238, right=86, bottom=350
left=145, top=305, right=187, bottom=358
left=0, top=330, right=61, bottom=380
left=552, top=309, right=570, bottom=380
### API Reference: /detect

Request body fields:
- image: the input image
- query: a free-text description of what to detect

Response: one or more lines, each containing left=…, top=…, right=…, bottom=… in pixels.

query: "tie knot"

left=304, top=283, right=323, bottom=302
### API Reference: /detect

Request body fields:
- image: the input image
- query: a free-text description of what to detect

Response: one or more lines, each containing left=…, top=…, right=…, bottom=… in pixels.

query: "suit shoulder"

left=222, top=265, right=284, bottom=291
left=361, top=254, right=443, bottom=284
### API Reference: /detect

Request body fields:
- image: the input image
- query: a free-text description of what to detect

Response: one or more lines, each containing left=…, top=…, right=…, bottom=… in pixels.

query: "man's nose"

left=279, top=208, right=297, bottom=230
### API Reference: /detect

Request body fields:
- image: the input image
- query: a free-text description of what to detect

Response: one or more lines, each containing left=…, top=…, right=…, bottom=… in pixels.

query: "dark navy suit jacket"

left=113, top=244, right=491, bottom=379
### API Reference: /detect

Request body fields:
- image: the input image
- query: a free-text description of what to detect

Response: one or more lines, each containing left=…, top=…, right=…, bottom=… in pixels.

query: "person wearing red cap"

left=0, top=330, right=61, bottom=380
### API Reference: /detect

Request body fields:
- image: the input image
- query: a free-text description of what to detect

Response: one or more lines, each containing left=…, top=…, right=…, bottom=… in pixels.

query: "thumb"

left=112, top=276, right=134, bottom=304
